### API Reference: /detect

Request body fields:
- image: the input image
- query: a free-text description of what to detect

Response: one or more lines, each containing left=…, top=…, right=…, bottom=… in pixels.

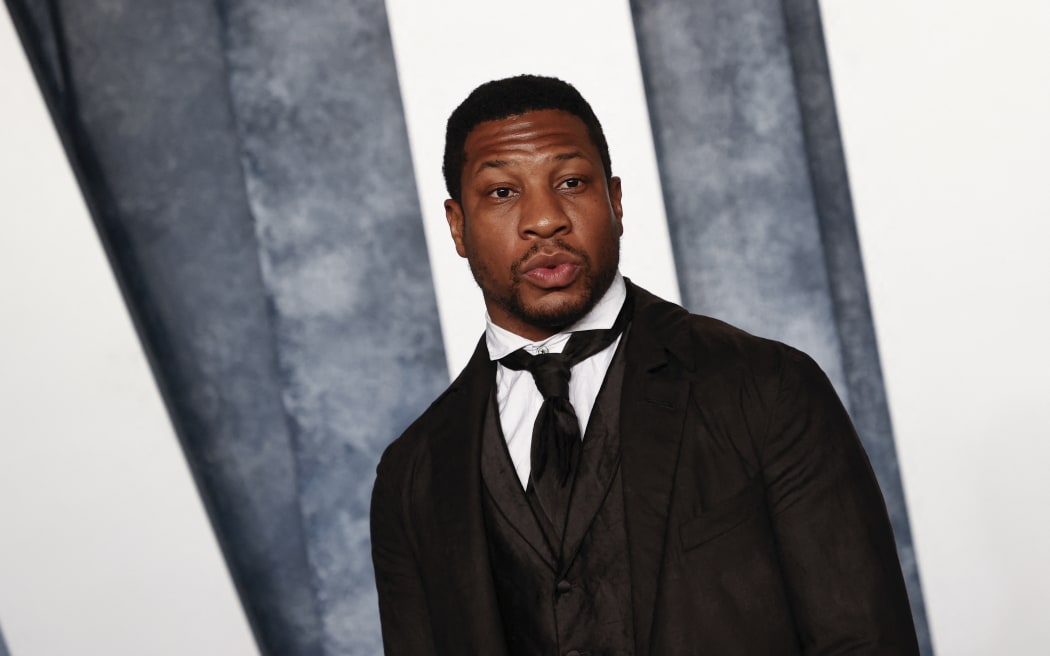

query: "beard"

left=468, top=237, right=620, bottom=332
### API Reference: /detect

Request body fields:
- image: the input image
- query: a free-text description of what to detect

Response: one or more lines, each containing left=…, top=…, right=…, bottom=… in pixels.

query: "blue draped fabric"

left=6, top=0, right=446, bottom=653
left=0, top=621, right=10, bottom=656
left=217, top=1, right=448, bottom=652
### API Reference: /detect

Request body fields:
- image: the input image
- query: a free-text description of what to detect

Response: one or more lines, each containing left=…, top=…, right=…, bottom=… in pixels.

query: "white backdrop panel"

left=822, top=1, right=1050, bottom=653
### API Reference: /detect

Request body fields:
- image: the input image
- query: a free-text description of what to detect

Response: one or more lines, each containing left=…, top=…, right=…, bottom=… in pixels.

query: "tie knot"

left=524, top=353, right=571, bottom=399
left=498, top=301, right=633, bottom=401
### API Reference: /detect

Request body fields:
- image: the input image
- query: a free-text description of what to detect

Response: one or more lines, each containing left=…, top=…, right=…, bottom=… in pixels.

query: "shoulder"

left=627, top=282, right=845, bottom=471
left=628, top=282, right=814, bottom=383
left=375, top=342, right=491, bottom=480
left=375, top=382, right=455, bottom=480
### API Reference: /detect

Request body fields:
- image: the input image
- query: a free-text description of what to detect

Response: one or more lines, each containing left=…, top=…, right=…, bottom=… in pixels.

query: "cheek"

left=577, top=209, right=620, bottom=244
left=465, top=226, right=514, bottom=273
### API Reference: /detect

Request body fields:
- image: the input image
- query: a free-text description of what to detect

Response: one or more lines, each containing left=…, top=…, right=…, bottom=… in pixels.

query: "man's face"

left=445, top=109, right=623, bottom=341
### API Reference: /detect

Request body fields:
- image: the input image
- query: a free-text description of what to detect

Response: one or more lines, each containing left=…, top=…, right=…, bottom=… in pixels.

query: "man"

left=371, top=75, right=918, bottom=655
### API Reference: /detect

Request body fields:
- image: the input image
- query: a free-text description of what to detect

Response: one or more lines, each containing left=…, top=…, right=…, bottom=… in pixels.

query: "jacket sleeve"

left=760, top=348, right=920, bottom=655
left=371, top=450, right=438, bottom=655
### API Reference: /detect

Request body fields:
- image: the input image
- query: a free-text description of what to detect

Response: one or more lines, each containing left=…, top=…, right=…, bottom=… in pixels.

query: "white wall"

left=821, top=1, right=1050, bottom=653
left=0, top=11, right=258, bottom=656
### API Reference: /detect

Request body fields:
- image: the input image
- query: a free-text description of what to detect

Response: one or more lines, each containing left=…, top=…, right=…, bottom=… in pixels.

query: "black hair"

left=442, top=75, right=613, bottom=202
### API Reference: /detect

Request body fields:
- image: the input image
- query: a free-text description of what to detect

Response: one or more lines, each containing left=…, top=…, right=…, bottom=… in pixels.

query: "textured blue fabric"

left=0, top=620, right=10, bottom=656
left=630, top=0, right=847, bottom=396
left=7, top=1, right=325, bottom=653
left=781, top=1, right=932, bottom=650
left=217, top=1, right=448, bottom=653
left=10, top=0, right=446, bottom=652
left=631, top=0, right=931, bottom=651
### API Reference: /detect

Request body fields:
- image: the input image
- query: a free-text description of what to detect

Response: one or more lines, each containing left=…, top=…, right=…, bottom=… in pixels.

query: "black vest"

left=481, top=338, right=636, bottom=655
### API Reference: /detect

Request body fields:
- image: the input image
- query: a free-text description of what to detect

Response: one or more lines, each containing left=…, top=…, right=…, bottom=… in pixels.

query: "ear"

left=608, top=176, right=624, bottom=236
left=445, top=199, right=468, bottom=258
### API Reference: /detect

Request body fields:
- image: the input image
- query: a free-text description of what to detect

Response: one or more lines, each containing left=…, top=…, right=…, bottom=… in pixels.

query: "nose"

left=518, top=187, right=570, bottom=239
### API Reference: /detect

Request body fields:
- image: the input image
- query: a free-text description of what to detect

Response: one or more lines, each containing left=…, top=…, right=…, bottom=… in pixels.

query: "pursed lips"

left=519, top=251, right=583, bottom=289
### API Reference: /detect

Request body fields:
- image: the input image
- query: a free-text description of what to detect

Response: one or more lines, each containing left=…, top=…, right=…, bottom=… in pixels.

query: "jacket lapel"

left=420, top=339, right=509, bottom=654
left=620, top=283, right=694, bottom=655
left=560, top=332, right=629, bottom=571
left=480, top=395, right=558, bottom=570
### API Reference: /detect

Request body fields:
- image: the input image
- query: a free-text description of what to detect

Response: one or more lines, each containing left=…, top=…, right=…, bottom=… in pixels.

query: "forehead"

left=462, top=109, right=599, bottom=166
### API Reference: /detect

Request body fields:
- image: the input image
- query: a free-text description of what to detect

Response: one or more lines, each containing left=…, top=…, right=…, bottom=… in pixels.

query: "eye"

left=489, top=187, right=513, bottom=199
left=560, top=178, right=583, bottom=189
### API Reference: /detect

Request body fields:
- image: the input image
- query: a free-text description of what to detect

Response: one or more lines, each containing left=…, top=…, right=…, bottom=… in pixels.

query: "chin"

left=517, top=296, right=592, bottom=330
left=508, top=279, right=604, bottom=330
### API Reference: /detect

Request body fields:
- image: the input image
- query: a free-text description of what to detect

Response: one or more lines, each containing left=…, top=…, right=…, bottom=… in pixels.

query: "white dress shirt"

left=485, top=273, right=627, bottom=488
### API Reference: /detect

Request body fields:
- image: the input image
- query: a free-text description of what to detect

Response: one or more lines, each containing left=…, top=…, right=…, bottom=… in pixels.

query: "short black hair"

left=442, top=75, right=613, bottom=202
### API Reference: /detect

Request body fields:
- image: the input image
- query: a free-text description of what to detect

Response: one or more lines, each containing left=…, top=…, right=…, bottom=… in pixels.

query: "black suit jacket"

left=371, top=283, right=918, bottom=655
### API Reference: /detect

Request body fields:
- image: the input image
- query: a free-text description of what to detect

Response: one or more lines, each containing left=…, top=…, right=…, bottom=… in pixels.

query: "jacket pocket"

left=679, top=477, right=765, bottom=551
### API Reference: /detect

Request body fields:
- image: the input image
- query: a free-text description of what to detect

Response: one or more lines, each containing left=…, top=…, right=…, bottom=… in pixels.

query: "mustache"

left=510, top=239, right=590, bottom=279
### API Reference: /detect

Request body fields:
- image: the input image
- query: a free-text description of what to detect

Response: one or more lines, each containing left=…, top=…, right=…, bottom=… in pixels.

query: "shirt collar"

left=485, top=272, right=627, bottom=361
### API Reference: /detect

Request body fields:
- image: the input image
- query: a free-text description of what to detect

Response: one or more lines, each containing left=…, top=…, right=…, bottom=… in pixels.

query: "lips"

left=520, top=251, right=582, bottom=289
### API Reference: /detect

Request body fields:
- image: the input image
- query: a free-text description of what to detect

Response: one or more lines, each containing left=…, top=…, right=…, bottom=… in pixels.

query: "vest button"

left=555, top=579, right=572, bottom=594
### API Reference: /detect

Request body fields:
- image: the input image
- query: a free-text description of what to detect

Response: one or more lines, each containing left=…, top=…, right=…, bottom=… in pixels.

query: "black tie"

left=499, top=297, right=631, bottom=488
